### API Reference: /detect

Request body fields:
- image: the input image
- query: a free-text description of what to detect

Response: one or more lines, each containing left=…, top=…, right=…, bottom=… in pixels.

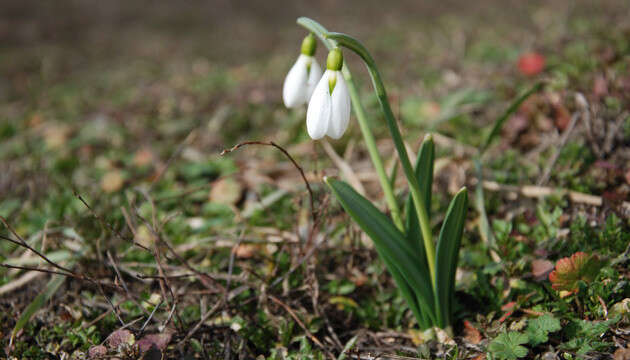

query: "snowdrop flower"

left=283, top=33, right=322, bottom=108
left=306, top=48, right=351, bottom=140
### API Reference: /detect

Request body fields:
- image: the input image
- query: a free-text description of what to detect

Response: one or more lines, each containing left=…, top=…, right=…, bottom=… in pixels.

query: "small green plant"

left=281, top=17, right=468, bottom=333
left=525, top=314, right=561, bottom=346
left=488, top=332, right=529, bottom=360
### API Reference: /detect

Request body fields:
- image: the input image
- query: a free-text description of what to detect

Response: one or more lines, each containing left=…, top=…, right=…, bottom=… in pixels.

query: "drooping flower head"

left=306, top=48, right=351, bottom=140
left=282, top=33, right=322, bottom=108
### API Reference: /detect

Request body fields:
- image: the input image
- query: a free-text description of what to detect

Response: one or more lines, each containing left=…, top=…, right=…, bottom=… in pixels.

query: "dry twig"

left=221, top=141, right=316, bottom=221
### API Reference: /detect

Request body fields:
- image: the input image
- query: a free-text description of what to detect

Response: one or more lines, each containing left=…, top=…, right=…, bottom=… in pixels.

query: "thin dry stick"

left=0, top=270, right=44, bottom=295
left=106, top=251, right=151, bottom=318
left=95, top=281, right=126, bottom=326
left=482, top=180, right=630, bottom=212
left=537, top=111, right=580, bottom=185
left=141, top=300, right=164, bottom=333
left=0, top=263, right=76, bottom=278
left=0, top=235, right=126, bottom=291
left=133, top=191, right=225, bottom=292
left=269, top=295, right=334, bottom=358
left=178, top=285, right=250, bottom=345
left=221, top=141, right=316, bottom=221
left=74, top=192, right=151, bottom=252
left=0, top=234, right=75, bottom=276
left=2, top=213, right=127, bottom=330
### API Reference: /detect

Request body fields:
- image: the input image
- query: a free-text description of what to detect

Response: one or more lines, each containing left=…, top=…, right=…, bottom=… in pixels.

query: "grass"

left=1, top=1, right=630, bottom=359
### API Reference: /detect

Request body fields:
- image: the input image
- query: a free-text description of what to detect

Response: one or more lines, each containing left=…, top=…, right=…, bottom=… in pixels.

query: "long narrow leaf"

left=435, top=187, right=468, bottom=327
left=10, top=274, right=66, bottom=345
left=405, top=135, right=434, bottom=279
left=480, top=82, right=543, bottom=154
left=326, top=178, right=437, bottom=325
left=474, top=158, right=497, bottom=257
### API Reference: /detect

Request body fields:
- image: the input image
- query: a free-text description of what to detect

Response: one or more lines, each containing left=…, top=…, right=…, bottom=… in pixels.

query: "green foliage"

left=326, top=133, right=468, bottom=330
left=566, top=214, right=630, bottom=256
left=488, top=332, right=529, bottom=360
left=525, top=314, right=561, bottom=346
left=560, top=318, right=617, bottom=354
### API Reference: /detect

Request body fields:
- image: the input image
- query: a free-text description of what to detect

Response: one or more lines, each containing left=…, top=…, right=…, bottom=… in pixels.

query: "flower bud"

left=300, top=33, right=317, bottom=56
left=326, top=48, right=343, bottom=71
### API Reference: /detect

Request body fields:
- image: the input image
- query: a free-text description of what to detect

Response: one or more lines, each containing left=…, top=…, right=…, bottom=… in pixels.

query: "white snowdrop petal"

left=282, top=55, right=309, bottom=108
left=306, top=71, right=333, bottom=140
left=306, top=58, right=322, bottom=101
left=327, top=71, right=351, bottom=139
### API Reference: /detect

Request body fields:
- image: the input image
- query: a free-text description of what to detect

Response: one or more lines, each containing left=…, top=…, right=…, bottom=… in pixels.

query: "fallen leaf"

left=136, top=331, right=173, bottom=352
left=43, top=123, right=71, bottom=149
left=134, top=148, right=154, bottom=167
left=552, top=102, right=571, bottom=131
left=233, top=243, right=257, bottom=259
left=209, top=178, right=242, bottom=205
left=518, top=52, right=546, bottom=76
left=101, top=170, right=125, bottom=193
left=463, top=320, right=483, bottom=344
left=614, top=347, right=630, bottom=360
left=531, top=259, right=554, bottom=281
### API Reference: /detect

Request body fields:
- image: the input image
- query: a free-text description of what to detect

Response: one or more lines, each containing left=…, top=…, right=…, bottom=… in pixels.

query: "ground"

left=1, top=1, right=630, bottom=359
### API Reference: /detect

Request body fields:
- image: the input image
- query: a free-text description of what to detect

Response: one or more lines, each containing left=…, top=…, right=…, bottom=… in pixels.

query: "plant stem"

left=297, top=17, right=404, bottom=230
left=326, top=32, right=437, bottom=289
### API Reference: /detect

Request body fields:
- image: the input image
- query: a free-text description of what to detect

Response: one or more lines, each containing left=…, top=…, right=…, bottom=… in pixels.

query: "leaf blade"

left=435, top=187, right=468, bottom=327
left=480, top=82, right=543, bottom=154
left=326, top=177, right=437, bottom=325
left=404, top=135, right=434, bottom=285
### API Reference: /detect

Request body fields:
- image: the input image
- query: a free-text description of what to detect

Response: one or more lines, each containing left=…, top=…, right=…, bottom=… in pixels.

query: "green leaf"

left=337, top=334, right=359, bottom=360
left=326, top=177, right=437, bottom=326
left=488, top=332, right=529, bottom=360
left=525, top=314, right=561, bottom=346
left=11, top=274, right=67, bottom=345
left=405, top=135, right=435, bottom=273
left=435, top=187, right=468, bottom=327
left=480, top=82, right=543, bottom=154
left=473, top=158, right=496, bottom=251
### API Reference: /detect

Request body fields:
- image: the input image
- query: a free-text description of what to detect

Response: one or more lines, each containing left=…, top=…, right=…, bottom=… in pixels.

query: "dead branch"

left=221, top=141, right=316, bottom=221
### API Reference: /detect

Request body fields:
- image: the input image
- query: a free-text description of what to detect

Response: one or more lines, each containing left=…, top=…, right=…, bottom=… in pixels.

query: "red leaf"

left=518, top=52, right=546, bottom=76
left=549, top=252, right=602, bottom=293
left=463, top=321, right=483, bottom=344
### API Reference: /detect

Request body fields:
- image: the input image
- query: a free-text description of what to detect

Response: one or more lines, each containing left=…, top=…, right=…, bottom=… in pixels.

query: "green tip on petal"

left=301, top=33, right=317, bottom=56
left=328, top=72, right=337, bottom=94
left=326, top=48, right=343, bottom=71
left=424, top=133, right=434, bottom=142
